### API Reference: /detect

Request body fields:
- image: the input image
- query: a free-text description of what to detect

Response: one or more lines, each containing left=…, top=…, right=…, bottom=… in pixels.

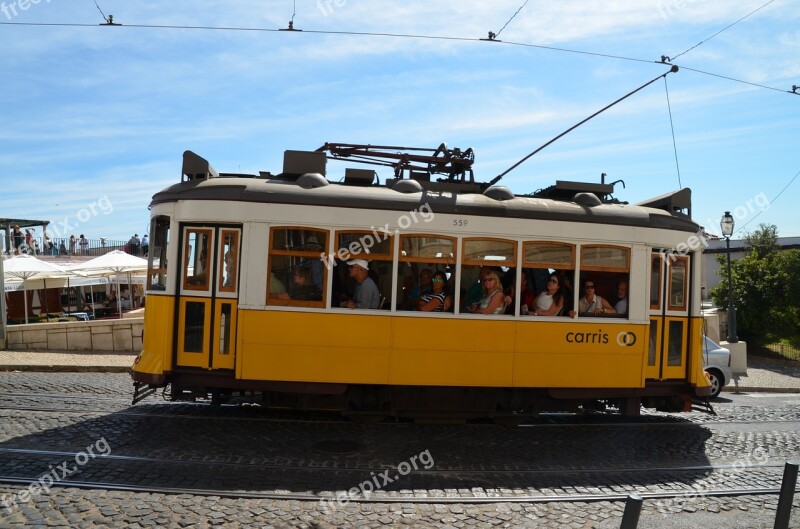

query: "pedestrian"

left=12, top=225, right=23, bottom=254
left=79, top=234, right=89, bottom=254
left=128, top=234, right=141, bottom=255
left=69, top=235, right=76, bottom=255
left=141, top=233, right=149, bottom=257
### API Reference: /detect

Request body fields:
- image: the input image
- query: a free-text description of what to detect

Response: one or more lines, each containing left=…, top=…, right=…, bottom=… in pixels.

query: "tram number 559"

left=453, top=219, right=469, bottom=227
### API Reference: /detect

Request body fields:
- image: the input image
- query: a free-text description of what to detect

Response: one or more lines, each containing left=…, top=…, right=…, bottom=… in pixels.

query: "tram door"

left=645, top=252, right=691, bottom=380
left=176, top=226, right=241, bottom=371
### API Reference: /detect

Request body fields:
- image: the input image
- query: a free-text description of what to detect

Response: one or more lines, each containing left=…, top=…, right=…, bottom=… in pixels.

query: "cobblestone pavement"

left=1, top=373, right=799, bottom=528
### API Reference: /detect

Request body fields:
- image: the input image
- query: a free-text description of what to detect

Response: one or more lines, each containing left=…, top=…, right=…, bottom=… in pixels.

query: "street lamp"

left=720, top=211, right=738, bottom=343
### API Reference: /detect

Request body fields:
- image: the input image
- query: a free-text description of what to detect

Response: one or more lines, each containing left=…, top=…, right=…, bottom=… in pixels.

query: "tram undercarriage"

left=133, top=371, right=694, bottom=419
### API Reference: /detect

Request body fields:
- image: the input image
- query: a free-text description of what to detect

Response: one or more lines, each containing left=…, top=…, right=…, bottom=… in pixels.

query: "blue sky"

left=1, top=0, right=798, bottom=241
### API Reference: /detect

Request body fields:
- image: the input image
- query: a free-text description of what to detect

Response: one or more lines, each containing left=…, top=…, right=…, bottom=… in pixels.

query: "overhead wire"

left=669, top=0, right=778, bottom=62
left=663, top=77, right=681, bottom=189
left=494, top=0, right=530, bottom=39
left=1, top=18, right=795, bottom=96
left=734, top=168, right=800, bottom=235
left=91, top=0, right=110, bottom=24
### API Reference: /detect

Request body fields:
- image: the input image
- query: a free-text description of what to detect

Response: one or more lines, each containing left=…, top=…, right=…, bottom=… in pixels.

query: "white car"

left=701, top=336, right=733, bottom=399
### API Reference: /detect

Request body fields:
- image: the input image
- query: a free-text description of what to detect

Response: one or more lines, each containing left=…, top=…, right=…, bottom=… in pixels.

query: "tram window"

left=667, top=320, right=684, bottom=366
left=333, top=231, right=393, bottom=309
left=219, top=230, right=239, bottom=293
left=267, top=227, right=328, bottom=308
left=183, top=228, right=212, bottom=291
left=667, top=256, right=688, bottom=311
left=522, top=242, right=575, bottom=317
left=147, top=216, right=169, bottom=292
left=650, top=255, right=662, bottom=309
left=461, top=238, right=516, bottom=314
left=577, top=245, right=630, bottom=318
left=398, top=235, right=455, bottom=311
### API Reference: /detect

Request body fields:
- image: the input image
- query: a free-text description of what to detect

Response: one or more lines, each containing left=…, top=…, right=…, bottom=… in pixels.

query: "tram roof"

left=151, top=175, right=699, bottom=233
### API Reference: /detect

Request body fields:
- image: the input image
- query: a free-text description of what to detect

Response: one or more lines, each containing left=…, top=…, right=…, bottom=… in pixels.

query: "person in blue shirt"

left=342, top=259, right=380, bottom=309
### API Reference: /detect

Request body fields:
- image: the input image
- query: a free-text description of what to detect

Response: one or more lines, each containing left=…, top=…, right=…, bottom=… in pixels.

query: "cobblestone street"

left=1, top=373, right=799, bottom=528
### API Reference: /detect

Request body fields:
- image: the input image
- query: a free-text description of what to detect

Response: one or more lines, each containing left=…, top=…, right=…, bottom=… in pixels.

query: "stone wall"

left=6, top=318, right=143, bottom=352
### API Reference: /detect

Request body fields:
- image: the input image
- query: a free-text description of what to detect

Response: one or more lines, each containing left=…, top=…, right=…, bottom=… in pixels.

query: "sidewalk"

left=0, top=349, right=136, bottom=372
left=725, top=354, right=800, bottom=393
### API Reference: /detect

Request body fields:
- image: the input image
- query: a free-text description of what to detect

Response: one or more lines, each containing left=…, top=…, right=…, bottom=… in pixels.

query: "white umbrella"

left=3, top=254, right=72, bottom=324
left=69, top=251, right=147, bottom=318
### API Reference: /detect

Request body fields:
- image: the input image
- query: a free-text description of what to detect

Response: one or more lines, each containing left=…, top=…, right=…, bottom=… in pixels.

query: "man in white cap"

left=343, top=259, right=381, bottom=309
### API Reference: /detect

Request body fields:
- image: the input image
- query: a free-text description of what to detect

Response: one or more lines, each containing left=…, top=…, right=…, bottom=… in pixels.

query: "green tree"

left=710, top=224, right=799, bottom=343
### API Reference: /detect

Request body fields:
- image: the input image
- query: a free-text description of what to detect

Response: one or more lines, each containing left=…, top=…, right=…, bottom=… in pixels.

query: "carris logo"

left=616, top=332, right=637, bottom=347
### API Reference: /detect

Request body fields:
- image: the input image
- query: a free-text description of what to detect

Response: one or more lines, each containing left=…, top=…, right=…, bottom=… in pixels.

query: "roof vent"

left=344, top=168, right=377, bottom=186
left=284, top=150, right=327, bottom=176
left=391, top=179, right=423, bottom=194
left=297, top=173, right=329, bottom=189
left=182, top=151, right=219, bottom=182
left=483, top=186, right=515, bottom=201
left=573, top=192, right=602, bottom=207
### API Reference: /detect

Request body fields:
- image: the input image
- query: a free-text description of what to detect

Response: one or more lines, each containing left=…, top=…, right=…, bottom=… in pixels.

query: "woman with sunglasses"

left=418, top=270, right=449, bottom=312
left=532, top=274, right=566, bottom=316
left=577, top=280, right=616, bottom=316
left=467, top=270, right=505, bottom=314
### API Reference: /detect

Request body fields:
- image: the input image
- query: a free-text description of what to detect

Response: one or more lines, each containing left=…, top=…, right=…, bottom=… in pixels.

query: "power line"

left=676, top=65, right=792, bottom=95
left=495, top=0, right=530, bottom=38
left=670, top=0, right=777, bottom=62
left=663, top=77, right=681, bottom=189
left=0, top=19, right=796, bottom=96
left=92, top=0, right=110, bottom=24
left=735, top=168, right=800, bottom=235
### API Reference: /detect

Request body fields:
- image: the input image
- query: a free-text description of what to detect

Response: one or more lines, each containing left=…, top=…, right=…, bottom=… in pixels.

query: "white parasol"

left=3, top=254, right=72, bottom=324
left=68, top=250, right=148, bottom=318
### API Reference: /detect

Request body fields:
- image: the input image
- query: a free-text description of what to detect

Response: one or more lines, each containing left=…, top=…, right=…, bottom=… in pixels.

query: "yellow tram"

left=132, top=146, right=711, bottom=417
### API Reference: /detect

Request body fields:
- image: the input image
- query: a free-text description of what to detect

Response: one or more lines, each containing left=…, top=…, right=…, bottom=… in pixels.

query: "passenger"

left=268, top=272, right=290, bottom=300
left=558, top=272, right=575, bottom=315
left=302, top=236, right=325, bottom=290
left=507, top=272, right=536, bottom=315
left=342, top=259, right=381, bottom=309
left=187, top=249, right=208, bottom=287
left=463, top=266, right=492, bottom=309
left=408, top=268, right=433, bottom=308
left=614, top=281, right=628, bottom=315
left=418, top=270, right=448, bottom=312
left=290, top=267, right=322, bottom=301
left=575, top=280, right=616, bottom=316
left=531, top=274, right=566, bottom=316
left=466, top=270, right=505, bottom=314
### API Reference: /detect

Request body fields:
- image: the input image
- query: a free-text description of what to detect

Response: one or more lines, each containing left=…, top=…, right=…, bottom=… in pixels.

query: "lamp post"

left=720, top=211, right=738, bottom=343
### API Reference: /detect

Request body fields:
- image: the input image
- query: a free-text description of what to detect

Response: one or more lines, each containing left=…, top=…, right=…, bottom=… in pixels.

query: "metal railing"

left=1, top=235, right=146, bottom=258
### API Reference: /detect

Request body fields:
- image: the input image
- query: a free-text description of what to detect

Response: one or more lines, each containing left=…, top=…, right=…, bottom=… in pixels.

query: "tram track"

left=0, top=472, right=791, bottom=505
left=2, top=402, right=800, bottom=429
left=0, top=446, right=791, bottom=484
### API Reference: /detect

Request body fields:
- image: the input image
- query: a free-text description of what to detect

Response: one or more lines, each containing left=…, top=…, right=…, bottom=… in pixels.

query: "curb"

left=0, top=365, right=132, bottom=373
left=722, top=386, right=800, bottom=394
